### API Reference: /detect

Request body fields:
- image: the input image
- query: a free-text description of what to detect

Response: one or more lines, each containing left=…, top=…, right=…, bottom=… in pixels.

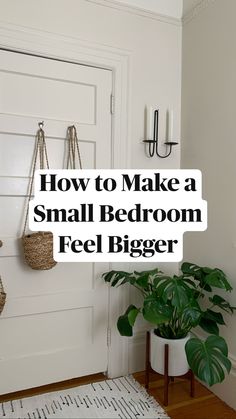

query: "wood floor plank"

left=166, top=394, right=215, bottom=411
left=134, top=371, right=236, bottom=419
left=0, top=373, right=105, bottom=403
left=168, top=397, right=236, bottom=419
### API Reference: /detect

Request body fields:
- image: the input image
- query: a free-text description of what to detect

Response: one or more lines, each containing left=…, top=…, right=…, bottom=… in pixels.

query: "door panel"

left=0, top=50, right=112, bottom=393
left=0, top=259, right=94, bottom=295
left=0, top=72, right=96, bottom=123
left=0, top=133, right=96, bottom=178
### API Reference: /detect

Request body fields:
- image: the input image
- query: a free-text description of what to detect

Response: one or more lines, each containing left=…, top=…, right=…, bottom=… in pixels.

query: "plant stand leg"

left=145, top=331, right=150, bottom=389
left=190, top=369, right=195, bottom=397
left=164, top=344, right=169, bottom=406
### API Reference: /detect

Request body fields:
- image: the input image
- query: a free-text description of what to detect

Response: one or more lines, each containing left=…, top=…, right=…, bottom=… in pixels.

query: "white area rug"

left=0, top=376, right=169, bottom=419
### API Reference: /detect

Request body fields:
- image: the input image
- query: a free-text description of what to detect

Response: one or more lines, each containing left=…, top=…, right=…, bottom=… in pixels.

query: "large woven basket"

left=22, top=232, right=57, bottom=270
left=0, top=277, right=6, bottom=315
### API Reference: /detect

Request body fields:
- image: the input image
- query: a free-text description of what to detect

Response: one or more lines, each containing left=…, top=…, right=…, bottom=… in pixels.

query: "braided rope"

left=66, top=125, right=83, bottom=169
left=22, top=126, right=49, bottom=237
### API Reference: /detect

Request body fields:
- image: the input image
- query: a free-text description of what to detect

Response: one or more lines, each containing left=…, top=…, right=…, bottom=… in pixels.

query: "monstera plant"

left=102, top=262, right=235, bottom=386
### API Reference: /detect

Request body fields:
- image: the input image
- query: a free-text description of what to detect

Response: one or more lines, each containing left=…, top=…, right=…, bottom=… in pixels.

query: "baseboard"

left=211, top=372, right=236, bottom=410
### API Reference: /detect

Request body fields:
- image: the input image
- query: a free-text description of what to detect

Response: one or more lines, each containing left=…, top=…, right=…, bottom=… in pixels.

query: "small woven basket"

left=0, top=277, right=6, bottom=315
left=22, top=232, right=57, bottom=270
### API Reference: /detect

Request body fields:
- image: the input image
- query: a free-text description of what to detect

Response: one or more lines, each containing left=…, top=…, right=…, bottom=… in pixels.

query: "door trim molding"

left=0, top=21, right=131, bottom=378
left=0, top=20, right=131, bottom=168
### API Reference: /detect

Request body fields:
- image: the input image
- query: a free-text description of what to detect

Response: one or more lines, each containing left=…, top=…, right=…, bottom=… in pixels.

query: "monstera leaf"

left=185, top=336, right=231, bottom=386
left=181, top=262, right=232, bottom=292
left=143, top=295, right=173, bottom=325
left=117, top=305, right=140, bottom=336
left=209, top=295, right=235, bottom=314
left=102, top=268, right=161, bottom=292
left=181, top=306, right=202, bottom=328
left=102, top=270, right=135, bottom=287
left=204, top=270, right=232, bottom=291
left=181, top=262, right=202, bottom=277
left=156, top=276, right=193, bottom=310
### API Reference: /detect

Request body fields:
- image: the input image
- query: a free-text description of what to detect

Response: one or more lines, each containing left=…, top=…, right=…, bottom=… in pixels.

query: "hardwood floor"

left=0, top=371, right=235, bottom=419
left=0, top=373, right=105, bottom=403
left=134, top=371, right=236, bottom=419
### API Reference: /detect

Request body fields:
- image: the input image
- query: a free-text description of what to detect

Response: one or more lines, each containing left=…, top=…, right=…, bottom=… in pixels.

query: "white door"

left=0, top=50, right=112, bottom=394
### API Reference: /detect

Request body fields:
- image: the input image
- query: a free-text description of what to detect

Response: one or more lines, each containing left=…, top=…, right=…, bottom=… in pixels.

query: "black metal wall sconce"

left=143, top=109, right=178, bottom=158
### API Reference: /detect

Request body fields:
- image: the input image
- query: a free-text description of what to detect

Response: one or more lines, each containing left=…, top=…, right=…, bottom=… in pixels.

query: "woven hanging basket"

left=21, top=123, right=57, bottom=270
left=22, top=232, right=57, bottom=271
left=0, top=277, right=6, bottom=315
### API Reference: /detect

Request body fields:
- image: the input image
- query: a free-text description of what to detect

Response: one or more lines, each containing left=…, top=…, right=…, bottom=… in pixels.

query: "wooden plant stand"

left=145, top=331, right=195, bottom=406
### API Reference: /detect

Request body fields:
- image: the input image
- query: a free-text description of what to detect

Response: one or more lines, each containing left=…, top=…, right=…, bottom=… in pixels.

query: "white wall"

left=0, top=0, right=182, bottom=374
left=182, top=0, right=236, bottom=409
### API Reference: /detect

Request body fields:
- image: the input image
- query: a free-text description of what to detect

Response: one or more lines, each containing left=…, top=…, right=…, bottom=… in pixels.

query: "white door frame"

left=0, top=21, right=131, bottom=378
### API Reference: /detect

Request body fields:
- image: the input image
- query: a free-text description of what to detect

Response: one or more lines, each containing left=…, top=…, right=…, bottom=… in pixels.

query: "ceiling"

left=113, top=0, right=202, bottom=19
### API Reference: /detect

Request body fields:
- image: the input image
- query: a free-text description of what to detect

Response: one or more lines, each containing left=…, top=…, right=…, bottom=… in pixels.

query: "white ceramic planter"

left=150, top=330, right=190, bottom=376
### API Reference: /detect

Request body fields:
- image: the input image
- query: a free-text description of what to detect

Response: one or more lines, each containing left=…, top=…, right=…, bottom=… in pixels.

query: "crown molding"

left=86, top=0, right=181, bottom=26
left=182, top=0, right=216, bottom=25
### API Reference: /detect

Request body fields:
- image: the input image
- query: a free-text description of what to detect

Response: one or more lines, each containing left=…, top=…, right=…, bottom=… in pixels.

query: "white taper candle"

left=169, top=109, right=174, bottom=141
left=146, top=106, right=153, bottom=141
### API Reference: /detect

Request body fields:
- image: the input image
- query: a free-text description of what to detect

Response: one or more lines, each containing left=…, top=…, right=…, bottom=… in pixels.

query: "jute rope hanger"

left=22, top=121, right=49, bottom=237
left=21, top=123, right=82, bottom=270
left=21, top=121, right=56, bottom=270
left=66, top=125, right=83, bottom=169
